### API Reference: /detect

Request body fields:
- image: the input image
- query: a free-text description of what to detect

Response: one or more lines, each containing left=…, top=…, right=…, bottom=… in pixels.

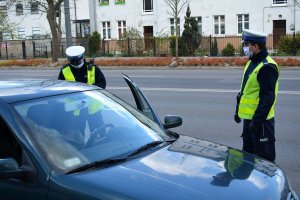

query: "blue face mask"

left=243, top=46, right=253, bottom=58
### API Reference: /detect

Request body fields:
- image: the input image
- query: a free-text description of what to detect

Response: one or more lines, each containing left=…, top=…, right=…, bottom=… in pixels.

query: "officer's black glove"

left=234, top=92, right=242, bottom=124
left=248, top=121, right=258, bottom=132
left=234, top=113, right=241, bottom=123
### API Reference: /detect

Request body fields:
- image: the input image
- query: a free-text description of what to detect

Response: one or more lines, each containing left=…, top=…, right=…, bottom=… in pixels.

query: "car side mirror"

left=0, top=158, right=22, bottom=180
left=163, top=115, right=182, bottom=129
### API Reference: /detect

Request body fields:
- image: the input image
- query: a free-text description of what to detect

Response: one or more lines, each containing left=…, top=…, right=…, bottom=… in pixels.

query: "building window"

left=194, top=17, right=202, bottom=34
left=84, top=24, right=90, bottom=37
left=214, top=15, right=225, bottom=35
left=115, top=0, right=125, bottom=5
left=143, top=0, right=153, bottom=13
left=16, top=3, right=23, bottom=15
left=32, top=27, right=41, bottom=39
left=272, top=0, right=287, bottom=5
left=117, top=20, right=126, bottom=38
left=0, top=6, right=7, bottom=16
left=102, top=21, right=111, bottom=40
left=2, top=32, right=11, bottom=40
left=170, top=18, right=180, bottom=36
left=17, top=27, right=26, bottom=39
left=237, top=14, right=249, bottom=34
left=99, top=0, right=109, bottom=6
left=31, top=2, right=39, bottom=14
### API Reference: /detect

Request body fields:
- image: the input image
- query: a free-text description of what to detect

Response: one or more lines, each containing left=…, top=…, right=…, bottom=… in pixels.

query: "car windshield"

left=13, top=90, right=168, bottom=173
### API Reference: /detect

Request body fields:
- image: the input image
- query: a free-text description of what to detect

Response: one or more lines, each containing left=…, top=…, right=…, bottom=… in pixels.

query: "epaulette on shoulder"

left=62, top=64, right=70, bottom=69
left=262, top=60, right=278, bottom=73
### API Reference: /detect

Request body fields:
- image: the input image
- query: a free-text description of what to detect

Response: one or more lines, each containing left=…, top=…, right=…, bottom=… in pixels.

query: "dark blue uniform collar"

left=250, top=48, right=268, bottom=63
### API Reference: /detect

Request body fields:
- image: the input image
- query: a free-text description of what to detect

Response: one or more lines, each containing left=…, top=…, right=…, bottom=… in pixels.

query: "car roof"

left=0, top=80, right=100, bottom=104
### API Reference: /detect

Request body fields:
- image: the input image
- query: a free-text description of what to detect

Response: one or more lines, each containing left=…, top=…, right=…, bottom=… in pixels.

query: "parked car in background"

left=0, top=76, right=298, bottom=200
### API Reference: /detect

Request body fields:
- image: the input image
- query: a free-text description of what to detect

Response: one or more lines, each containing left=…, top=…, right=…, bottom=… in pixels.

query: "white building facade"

left=0, top=0, right=90, bottom=40
left=89, top=0, right=300, bottom=40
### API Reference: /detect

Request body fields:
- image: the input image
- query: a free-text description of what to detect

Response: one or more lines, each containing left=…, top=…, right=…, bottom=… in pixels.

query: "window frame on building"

left=214, top=15, right=225, bottom=35
left=2, top=32, right=11, bottom=40
left=31, top=2, right=39, bottom=14
left=117, top=20, right=126, bottom=39
left=99, top=0, right=109, bottom=6
left=0, top=5, right=8, bottom=16
left=102, top=21, right=111, bottom=40
left=194, top=16, right=202, bottom=35
left=143, top=0, right=153, bottom=13
left=115, top=0, right=125, bottom=5
left=32, top=27, right=41, bottom=39
left=17, top=27, right=26, bottom=39
left=237, top=14, right=249, bottom=35
left=272, top=0, right=287, bottom=6
left=170, top=18, right=180, bottom=36
left=16, top=3, right=24, bottom=15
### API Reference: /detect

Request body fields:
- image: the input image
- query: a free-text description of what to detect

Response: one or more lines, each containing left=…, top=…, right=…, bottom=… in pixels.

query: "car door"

left=123, top=74, right=164, bottom=129
left=0, top=110, right=48, bottom=199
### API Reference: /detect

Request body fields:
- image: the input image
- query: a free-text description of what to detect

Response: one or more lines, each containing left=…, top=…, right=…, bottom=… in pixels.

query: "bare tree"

left=0, top=10, right=15, bottom=36
left=164, top=0, right=189, bottom=62
left=39, top=0, right=64, bottom=62
left=23, top=0, right=64, bottom=62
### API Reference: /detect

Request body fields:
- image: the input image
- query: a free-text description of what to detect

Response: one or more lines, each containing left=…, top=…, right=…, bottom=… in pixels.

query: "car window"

left=13, top=90, right=168, bottom=172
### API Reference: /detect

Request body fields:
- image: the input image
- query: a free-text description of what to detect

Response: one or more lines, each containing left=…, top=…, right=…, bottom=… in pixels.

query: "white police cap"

left=242, top=29, right=268, bottom=43
left=65, top=46, right=85, bottom=57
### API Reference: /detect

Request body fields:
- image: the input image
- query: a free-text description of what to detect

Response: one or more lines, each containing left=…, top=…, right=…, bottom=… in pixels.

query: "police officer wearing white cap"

left=58, top=46, right=106, bottom=89
left=234, top=29, right=280, bottom=162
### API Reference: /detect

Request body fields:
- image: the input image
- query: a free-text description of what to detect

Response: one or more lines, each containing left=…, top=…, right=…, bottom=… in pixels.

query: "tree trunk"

left=175, top=6, right=179, bottom=62
left=46, top=6, right=62, bottom=62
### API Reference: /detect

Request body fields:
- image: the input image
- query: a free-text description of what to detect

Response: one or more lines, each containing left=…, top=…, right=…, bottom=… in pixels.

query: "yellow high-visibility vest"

left=238, top=56, right=279, bottom=120
left=62, top=65, right=101, bottom=116
left=62, top=65, right=96, bottom=85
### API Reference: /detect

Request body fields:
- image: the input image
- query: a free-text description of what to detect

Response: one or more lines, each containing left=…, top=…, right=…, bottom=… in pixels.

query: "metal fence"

left=0, top=33, right=299, bottom=60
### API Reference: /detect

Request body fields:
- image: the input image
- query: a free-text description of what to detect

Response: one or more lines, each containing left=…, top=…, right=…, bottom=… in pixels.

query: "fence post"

left=61, top=45, right=64, bottom=57
left=33, top=41, right=36, bottom=58
left=153, top=36, right=156, bottom=57
left=292, top=32, right=296, bottom=56
left=209, top=35, right=212, bottom=56
left=127, top=37, right=130, bottom=56
left=51, top=40, right=53, bottom=58
left=45, top=46, right=48, bottom=58
left=5, top=41, right=8, bottom=60
left=102, top=39, right=105, bottom=56
left=22, top=41, right=26, bottom=59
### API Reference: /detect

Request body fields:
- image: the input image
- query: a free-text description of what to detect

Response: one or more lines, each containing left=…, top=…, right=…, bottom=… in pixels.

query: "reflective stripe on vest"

left=62, top=65, right=96, bottom=85
left=238, top=56, right=279, bottom=120
left=227, top=149, right=244, bottom=176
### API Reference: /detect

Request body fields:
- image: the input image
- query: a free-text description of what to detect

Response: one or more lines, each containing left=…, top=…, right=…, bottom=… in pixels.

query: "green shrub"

left=277, top=34, right=300, bottom=55
left=222, top=43, right=235, bottom=56
left=117, top=27, right=143, bottom=56
left=89, top=31, right=101, bottom=57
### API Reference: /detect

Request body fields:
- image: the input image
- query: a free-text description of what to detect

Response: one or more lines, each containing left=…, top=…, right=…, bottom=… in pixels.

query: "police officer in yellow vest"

left=211, top=149, right=255, bottom=187
left=234, top=29, right=279, bottom=162
left=58, top=46, right=106, bottom=89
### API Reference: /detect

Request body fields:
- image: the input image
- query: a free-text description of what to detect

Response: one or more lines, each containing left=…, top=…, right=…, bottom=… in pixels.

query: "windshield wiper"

left=66, top=139, right=176, bottom=174
left=128, top=139, right=176, bottom=157
left=66, top=157, right=128, bottom=174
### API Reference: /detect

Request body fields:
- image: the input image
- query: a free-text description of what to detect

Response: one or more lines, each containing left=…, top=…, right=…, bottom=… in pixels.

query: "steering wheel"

left=85, top=123, right=113, bottom=147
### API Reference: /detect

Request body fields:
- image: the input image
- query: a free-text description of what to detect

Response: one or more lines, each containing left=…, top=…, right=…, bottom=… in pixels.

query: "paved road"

left=1, top=67, right=300, bottom=194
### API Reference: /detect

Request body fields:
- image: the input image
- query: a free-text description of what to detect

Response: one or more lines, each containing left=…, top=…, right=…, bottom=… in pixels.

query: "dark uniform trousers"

left=242, top=118, right=276, bottom=162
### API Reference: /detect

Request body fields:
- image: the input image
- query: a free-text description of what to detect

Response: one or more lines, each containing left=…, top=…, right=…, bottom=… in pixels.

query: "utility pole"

left=64, top=0, right=72, bottom=47
left=74, top=0, right=78, bottom=37
left=292, top=0, right=296, bottom=56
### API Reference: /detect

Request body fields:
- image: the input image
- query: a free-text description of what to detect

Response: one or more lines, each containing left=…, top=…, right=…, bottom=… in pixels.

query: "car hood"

left=52, top=135, right=287, bottom=200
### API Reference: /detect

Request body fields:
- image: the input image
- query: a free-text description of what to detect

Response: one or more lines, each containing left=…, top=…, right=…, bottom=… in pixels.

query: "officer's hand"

left=234, top=114, right=241, bottom=123
left=248, top=121, right=258, bottom=132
